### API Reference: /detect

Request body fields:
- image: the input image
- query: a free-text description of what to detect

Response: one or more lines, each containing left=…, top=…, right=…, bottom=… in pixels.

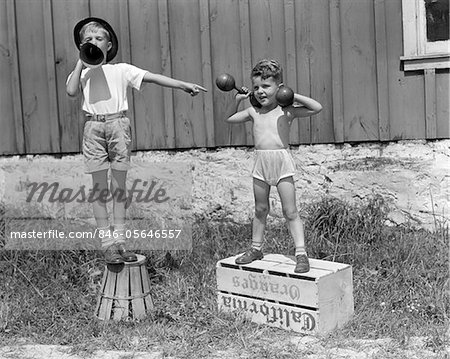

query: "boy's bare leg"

left=91, top=169, right=122, bottom=264
left=110, top=169, right=136, bottom=261
left=236, top=178, right=270, bottom=264
left=252, top=178, right=271, bottom=250
left=277, top=177, right=305, bottom=253
left=110, top=169, right=127, bottom=226
left=277, top=177, right=309, bottom=273
left=91, top=169, right=109, bottom=228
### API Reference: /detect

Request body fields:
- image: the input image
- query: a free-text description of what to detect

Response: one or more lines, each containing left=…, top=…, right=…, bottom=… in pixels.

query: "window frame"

left=401, top=0, right=450, bottom=71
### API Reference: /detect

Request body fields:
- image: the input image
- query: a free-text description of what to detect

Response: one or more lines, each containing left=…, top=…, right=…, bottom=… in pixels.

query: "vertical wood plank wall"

left=0, top=0, right=448, bottom=155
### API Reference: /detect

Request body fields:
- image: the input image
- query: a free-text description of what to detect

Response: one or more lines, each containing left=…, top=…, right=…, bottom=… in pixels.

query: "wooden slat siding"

left=374, top=0, right=390, bottom=141
left=341, top=0, right=378, bottom=142
left=168, top=0, right=207, bottom=148
left=1, top=0, right=449, bottom=157
left=424, top=69, right=437, bottom=139
left=9, top=0, right=26, bottom=153
left=249, top=0, right=285, bottom=64
left=89, top=0, right=120, bottom=34
left=129, top=0, right=170, bottom=150
left=209, top=0, right=243, bottom=146
left=7, top=0, right=25, bottom=154
left=329, top=0, right=344, bottom=143
left=309, top=0, right=333, bottom=144
left=295, top=0, right=312, bottom=144
left=384, top=0, right=425, bottom=139
left=238, top=0, right=254, bottom=146
left=0, top=0, right=14, bottom=154
left=284, top=0, right=299, bottom=145
left=158, top=0, right=176, bottom=148
left=2, top=0, right=24, bottom=154
left=43, top=0, right=61, bottom=153
left=225, top=0, right=249, bottom=146
left=52, top=0, right=88, bottom=154
left=436, top=71, right=450, bottom=139
left=118, top=0, right=137, bottom=151
left=15, top=0, right=53, bottom=153
left=118, top=0, right=131, bottom=72
left=199, top=0, right=215, bottom=147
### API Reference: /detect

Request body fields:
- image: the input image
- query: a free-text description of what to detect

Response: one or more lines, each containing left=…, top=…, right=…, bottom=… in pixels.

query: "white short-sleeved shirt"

left=67, top=63, right=147, bottom=114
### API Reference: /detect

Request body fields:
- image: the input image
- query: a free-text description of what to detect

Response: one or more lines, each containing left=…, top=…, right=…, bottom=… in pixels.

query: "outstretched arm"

left=143, top=72, right=207, bottom=96
left=290, top=93, right=323, bottom=117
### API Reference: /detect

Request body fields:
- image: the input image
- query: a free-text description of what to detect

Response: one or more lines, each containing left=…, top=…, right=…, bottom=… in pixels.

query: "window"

left=401, top=0, right=450, bottom=70
left=425, top=0, right=449, bottom=43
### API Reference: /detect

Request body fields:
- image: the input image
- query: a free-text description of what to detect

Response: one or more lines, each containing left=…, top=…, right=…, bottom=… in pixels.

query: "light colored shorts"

left=252, top=149, right=296, bottom=186
left=82, top=113, right=132, bottom=174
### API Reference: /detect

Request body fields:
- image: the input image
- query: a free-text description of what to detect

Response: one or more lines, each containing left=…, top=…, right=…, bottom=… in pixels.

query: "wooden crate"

left=216, top=254, right=354, bottom=334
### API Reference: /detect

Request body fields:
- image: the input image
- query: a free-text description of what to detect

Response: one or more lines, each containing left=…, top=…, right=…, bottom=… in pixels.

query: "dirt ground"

left=0, top=336, right=448, bottom=358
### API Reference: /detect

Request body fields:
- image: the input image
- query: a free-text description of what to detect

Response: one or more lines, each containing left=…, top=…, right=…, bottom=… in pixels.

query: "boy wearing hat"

left=67, top=17, right=206, bottom=264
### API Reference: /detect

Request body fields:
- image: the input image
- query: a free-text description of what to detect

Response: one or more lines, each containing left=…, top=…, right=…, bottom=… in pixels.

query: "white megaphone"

left=79, top=42, right=104, bottom=69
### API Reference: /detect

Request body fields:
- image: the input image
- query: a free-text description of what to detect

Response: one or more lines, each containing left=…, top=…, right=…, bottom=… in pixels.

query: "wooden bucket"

left=95, top=254, right=153, bottom=320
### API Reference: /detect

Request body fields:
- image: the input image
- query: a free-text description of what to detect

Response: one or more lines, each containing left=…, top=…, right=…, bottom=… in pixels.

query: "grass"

left=0, top=195, right=448, bottom=358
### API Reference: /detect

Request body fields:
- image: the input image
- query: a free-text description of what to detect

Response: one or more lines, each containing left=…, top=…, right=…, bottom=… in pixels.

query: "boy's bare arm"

left=66, top=59, right=84, bottom=97
left=225, top=93, right=252, bottom=123
left=143, top=72, right=206, bottom=95
left=290, top=93, right=323, bottom=117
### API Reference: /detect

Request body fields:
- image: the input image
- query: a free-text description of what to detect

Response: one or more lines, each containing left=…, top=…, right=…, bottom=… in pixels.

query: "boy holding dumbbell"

left=225, top=59, right=322, bottom=273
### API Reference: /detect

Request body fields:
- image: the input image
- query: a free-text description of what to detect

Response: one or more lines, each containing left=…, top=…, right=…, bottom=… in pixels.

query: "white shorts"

left=252, top=149, right=296, bottom=186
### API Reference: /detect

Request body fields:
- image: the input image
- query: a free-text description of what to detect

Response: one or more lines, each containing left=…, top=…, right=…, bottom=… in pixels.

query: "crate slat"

left=130, top=265, right=146, bottom=319
left=217, top=266, right=319, bottom=307
left=218, top=253, right=343, bottom=280
left=95, top=267, right=109, bottom=319
left=113, top=266, right=129, bottom=320
left=140, top=264, right=154, bottom=311
left=218, top=292, right=319, bottom=334
left=103, top=270, right=117, bottom=320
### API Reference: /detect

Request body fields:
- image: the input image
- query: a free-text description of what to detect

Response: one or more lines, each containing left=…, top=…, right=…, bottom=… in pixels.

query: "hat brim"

left=73, top=17, right=118, bottom=63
